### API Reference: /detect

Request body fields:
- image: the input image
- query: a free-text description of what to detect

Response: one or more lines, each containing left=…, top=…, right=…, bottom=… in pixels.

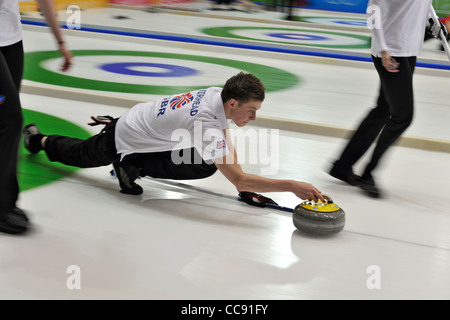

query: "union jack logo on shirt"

left=216, top=140, right=226, bottom=149
left=0, top=95, right=5, bottom=104
left=170, top=93, right=194, bottom=110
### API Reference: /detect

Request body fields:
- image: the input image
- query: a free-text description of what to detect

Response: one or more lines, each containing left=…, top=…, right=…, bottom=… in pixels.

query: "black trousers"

left=124, top=149, right=217, bottom=180
left=0, top=41, right=24, bottom=214
left=44, top=121, right=217, bottom=180
left=45, top=120, right=120, bottom=168
left=335, top=56, right=416, bottom=178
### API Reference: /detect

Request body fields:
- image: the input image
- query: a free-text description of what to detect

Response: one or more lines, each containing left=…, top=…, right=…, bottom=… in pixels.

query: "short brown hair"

left=221, top=72, right=265, bottom=104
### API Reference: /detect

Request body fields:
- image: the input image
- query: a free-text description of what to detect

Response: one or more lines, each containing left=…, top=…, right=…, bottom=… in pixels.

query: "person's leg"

left=113, top=147, right=217, bottom=195
left=2, top=41, right=24, bottom=90
left=352, top=56, right=415, bottom=198
left=361, top=56, right=415, bottom=180
left=334, top=86, right=391, bottom=168
left=24, top=120, right=118, bottom=168
left=330, top=57, right=391, bottom=185
left=112, top=148, right=217, bottom=195
left=0, top=41, right=28, bottom=234
left=44, top=134, right=117, bottom=168
left=125, top=148, right=218, bottom=180
left=285, top=0, right=294, bottom=20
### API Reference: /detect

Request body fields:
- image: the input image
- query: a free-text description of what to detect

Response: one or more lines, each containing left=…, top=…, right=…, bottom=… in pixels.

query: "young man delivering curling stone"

left=23, top=72, right=325, bottom=206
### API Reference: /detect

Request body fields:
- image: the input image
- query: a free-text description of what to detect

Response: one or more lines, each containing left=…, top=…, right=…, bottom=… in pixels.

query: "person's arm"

left=213, top=130, right=325, bottom=202
left=367, top=0, right=399, bottom=72
left=36, top=0, right=73, bottom=72
left=368, top=0, right=388, bottom=54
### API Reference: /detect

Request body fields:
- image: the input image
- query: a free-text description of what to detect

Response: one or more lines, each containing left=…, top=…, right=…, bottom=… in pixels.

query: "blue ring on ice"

left=333, top=20, right=367, bottom=27
left=266, top=33, right=329, bottom=41
left=99, top=62, right=199, bottom=77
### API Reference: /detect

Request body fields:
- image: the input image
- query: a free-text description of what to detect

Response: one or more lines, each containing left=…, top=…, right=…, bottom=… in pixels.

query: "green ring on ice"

left=24, top=50, right=300, bottom=95
left=201, top=26, right=370, bottom=49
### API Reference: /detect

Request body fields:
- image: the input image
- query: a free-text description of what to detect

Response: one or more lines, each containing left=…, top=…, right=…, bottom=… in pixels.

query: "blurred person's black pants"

left=0, top=41, right=24, bottom=214
left=334, top=56, right=416, bottom=178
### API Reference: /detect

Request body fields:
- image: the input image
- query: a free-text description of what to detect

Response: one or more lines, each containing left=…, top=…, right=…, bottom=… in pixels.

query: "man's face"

left=229, top=99, right=262, bottom=127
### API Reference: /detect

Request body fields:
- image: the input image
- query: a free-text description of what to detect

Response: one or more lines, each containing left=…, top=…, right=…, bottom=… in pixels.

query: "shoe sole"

left=0, top=223, right=28, bottom=235
left=359, top=186, right=381, bottom=198
left=0, top=210, right=29, bottom=235
left=23, top=123, right=41, bottom=154
left=329, top=169, right=359, bottom=186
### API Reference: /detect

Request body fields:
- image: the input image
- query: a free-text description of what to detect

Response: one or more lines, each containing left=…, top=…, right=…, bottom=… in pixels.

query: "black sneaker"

left=112, top=160, right=143, bottom=195
left=358, top=177, right=381, bottom=198
left=329, top=162, right=360, bottom=186
left=23, top=123, right=44, bottom=154
left=0, top=208, right=29, bottom=235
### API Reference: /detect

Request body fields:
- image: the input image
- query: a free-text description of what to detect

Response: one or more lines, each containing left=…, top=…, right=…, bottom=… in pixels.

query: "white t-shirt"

left=115, top=87, right=230, bottom=161
left=368, top=0, right=433, bottom=57
left=0, top=0, right=23, bottom=47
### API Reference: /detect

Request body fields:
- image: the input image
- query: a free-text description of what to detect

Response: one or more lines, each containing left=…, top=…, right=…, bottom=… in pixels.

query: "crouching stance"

left=23, top=72, right=325, bottom=204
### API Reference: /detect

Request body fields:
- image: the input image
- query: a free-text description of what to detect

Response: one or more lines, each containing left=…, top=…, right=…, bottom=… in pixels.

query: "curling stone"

left=293, top=198, right=345, bottom=235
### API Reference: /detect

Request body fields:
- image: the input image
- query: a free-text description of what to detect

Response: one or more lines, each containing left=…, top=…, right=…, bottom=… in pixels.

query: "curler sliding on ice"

left=23, top=72, right=327, bottom=207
